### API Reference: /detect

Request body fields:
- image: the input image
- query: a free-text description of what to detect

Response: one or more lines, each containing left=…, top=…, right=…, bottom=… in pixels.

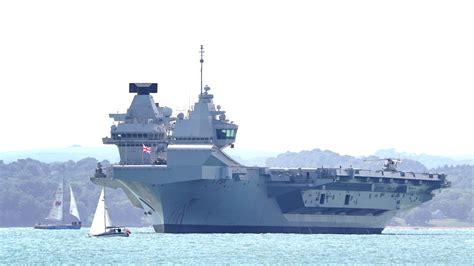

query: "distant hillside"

left=226, top=149, right=279, bottom=167
left=266, top=148, right=427, bottom=172
left=0, top=146, right=120, bottom=163
left=0, top=146, right=274, bottom=166
left=375, top=148, right=474, bottom=169
left=2, top=146, right=471, bottom=169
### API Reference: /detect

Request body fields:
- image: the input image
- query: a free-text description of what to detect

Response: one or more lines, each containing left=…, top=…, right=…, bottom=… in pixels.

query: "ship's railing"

left=103, top=137, right=168, bottom=145
left=265, top=167, right=447, bottom=184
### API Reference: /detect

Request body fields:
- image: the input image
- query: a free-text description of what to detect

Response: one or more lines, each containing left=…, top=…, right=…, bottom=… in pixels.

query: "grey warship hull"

left=92, top=146, right=446, bottom=234
left=91, top=48, right=449, bottom=234
left=108, top=180, right=389, bottom=234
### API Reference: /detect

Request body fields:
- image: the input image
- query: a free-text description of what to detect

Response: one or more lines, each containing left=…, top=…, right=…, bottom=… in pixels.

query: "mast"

left=103, top=187, right=106, bottom=231
left=61, top=177, right=64, bottom=224
left=200, top=45, right=204, bottom=94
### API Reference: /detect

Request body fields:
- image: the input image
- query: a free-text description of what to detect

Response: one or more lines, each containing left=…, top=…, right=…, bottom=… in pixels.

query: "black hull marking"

left=154, top=224, right=383, bottom=234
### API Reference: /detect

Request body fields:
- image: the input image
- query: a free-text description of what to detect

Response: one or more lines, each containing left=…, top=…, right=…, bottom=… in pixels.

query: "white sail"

left=69, top=185, right=81, bottom=221
left=46, top=182, right=64, bottom=221
left=90, top=188, right=107, bottom=235
left=90, top=187, right=114, bottom=235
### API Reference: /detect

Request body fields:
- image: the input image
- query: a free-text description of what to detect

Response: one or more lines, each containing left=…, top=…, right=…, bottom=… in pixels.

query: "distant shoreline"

left=385, top=226, right=474, bottom=230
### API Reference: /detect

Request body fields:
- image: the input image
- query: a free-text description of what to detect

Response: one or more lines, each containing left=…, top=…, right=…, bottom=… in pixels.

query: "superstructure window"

left=216, top=129, right=236, bottom=139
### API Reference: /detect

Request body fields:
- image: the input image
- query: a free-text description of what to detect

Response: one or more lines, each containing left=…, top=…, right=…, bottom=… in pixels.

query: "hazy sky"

left=0, top=0, right=473, bottom=157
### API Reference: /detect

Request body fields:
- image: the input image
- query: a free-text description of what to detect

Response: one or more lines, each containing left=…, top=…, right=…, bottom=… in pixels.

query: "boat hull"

left=34, top=224, right=81, bottom=230
left=89, top=232, right=130, bottom=237
left=111, top=178, right=396, bottom=235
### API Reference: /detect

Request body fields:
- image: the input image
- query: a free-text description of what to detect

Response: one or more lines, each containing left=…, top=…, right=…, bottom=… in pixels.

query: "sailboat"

left=89, top=187, right=131, bottom=237
left=34, top=179, right=82, bottom=229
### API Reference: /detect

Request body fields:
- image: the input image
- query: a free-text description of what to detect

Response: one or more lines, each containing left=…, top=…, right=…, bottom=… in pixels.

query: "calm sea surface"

left=0, top=227, right=473, bottom=264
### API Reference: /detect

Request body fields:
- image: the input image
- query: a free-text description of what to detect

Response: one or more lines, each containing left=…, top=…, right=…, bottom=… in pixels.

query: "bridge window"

left=344, top=195, right=350, bottom=205
left=319, top=194, right=325, bottom=204
left=216, top=129, right=236, bottom=139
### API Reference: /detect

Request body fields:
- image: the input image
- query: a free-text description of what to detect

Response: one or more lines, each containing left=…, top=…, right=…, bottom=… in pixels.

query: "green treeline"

left=0, top=158, right=143, bottom=227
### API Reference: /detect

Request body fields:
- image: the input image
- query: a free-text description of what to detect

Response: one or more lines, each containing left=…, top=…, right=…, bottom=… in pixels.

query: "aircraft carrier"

left=91, top=46, right=450, bottom=234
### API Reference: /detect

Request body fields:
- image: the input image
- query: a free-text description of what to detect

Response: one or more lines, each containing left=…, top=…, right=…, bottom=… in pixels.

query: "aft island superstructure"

left=91, top=46, right=450, bottom=234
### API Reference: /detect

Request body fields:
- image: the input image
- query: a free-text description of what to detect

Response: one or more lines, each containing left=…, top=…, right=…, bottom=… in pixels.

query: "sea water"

left=0, top=227, right=473, bottom=264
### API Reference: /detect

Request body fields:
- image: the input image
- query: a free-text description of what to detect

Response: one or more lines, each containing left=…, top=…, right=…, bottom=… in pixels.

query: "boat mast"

left=103, top=187, right=106, bottom=231
left=200, top=45, right=204, bottom=95
left=61, top=177, right=64, bottom=224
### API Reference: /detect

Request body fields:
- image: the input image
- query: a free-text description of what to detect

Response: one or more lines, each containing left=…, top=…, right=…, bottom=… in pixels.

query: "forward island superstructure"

left=91, top=46, right=450, bottom=234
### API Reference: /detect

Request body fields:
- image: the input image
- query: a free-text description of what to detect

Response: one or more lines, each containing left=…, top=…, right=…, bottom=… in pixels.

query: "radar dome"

left=162, top=107, right=172, bottom=117
left=177, top=113, right=184, bottom=120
